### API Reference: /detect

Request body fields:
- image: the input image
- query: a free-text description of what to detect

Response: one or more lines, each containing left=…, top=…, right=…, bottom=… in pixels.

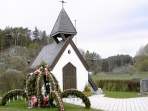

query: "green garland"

left=61, top=89, right=91, bottom=108
left=26, top=74, right=37, bottom=97
left=36, top=72, right=43, bottom=107
left=1, top=89, right=27, bottom=105
left=52, top=91, right=64, bottom=111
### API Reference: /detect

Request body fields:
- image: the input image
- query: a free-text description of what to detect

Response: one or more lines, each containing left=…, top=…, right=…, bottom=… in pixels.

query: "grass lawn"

left=0, top=100, right=101, bottom=111
left=92, top=72, right=148, bottom=80
left=104, top=91, right=139, bottom=98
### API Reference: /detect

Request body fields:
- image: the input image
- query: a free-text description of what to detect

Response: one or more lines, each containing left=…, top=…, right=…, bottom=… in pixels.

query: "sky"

left=0, top=0, right=148, bottom=58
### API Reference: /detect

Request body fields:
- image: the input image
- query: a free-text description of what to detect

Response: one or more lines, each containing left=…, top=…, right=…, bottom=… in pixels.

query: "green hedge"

left=95, top=80, right=140, bottom=92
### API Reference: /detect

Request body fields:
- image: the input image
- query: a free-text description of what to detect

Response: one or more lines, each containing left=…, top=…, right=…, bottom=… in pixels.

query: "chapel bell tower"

left=50, top=7, right=77, bottom=44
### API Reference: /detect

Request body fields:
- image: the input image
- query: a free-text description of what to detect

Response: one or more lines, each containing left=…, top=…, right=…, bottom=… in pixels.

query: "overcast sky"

left=0, top=0, right=148, bottom=58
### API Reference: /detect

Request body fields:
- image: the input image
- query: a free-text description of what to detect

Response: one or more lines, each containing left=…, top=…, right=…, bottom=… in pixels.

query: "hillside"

left=0, top=46, right=39, bottom=94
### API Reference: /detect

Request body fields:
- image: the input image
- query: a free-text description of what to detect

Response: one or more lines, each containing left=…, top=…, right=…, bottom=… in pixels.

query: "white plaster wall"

left=52, top=44, right=88, bottom=91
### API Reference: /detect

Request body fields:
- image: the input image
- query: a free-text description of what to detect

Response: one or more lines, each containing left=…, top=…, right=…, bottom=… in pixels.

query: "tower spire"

left=50, top=8, right=77, bottom=38
left=59, top=0, right=66, bottom=8
left=50, top=1, right=77, bottom=43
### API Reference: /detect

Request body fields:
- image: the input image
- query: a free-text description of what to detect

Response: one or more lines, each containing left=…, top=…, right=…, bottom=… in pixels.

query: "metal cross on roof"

left=59, top=0, right=66, bottom=8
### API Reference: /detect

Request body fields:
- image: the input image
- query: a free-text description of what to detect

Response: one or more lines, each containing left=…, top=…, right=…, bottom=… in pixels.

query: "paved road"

left=63, top=95, right=148, bottom=111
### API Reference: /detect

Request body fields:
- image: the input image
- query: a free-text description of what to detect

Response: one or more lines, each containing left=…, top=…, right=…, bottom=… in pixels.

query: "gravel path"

left=63, top=95, right=148, bottom=111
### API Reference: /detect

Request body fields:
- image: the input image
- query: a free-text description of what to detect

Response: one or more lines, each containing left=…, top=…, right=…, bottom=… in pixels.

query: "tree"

left=139, top=59, right=148, bottom=71
left=101, top=59, right=109, bottom=72
left=0, top=30, right=6, bottom=50
left=136, top=43, right=148, bottom=56
left=101, top=55, right=133, bottom=72
left=135, top=55, right=148, bottom=71
left=0, top=27, right=44, bottom=50
left=0, top=26, right=51, bottom=50
left=135, top=43, right=148, bottom=71
left=33, top=27, right=40, bottom=40
left=85, top=50, right=102, bottom=74
left=40, top=31, right=48, bottom=45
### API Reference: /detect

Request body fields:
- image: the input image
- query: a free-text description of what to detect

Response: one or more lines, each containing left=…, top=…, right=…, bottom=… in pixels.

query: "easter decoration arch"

left=1, top=65, right=90, bottom=111
left=1, top=89, right=27, bottom=106
left=61, top=89, right=91, bottom=108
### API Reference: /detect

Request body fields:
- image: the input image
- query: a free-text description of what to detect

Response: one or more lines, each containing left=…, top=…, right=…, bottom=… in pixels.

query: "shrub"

left=28, top=43, right=40, bottom=49
left=0, top=63, right=7, bottom=72
left=0, top=69, right=25, bottom=93
left=95, top=80, right=140, bottom=92
left=6, top=56, right=28, bottom=71
left=83, top=85, right=92, bottom=96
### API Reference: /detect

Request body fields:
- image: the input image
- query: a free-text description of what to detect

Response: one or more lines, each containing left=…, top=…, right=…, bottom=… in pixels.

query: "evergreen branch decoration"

left=61, top=89, right=91, bottom=108
left=1, top=89, right=27, bottom=105
left=36, top=72, right=43, bottom=107
left=26, top=73, right=37, bottom=97
left=52, top=91, right=64, bottom=111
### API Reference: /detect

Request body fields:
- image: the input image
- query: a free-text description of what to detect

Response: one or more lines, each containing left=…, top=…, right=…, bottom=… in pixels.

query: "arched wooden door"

left=63, top=62, right=77, bottom=90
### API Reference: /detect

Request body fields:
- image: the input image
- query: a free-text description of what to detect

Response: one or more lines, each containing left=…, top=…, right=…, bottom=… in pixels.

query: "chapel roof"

left=50, top=8, right=77, bottom=37
left=30, top=38, right=89, bottom=70
left=31, top=40, right=65, bottom=69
